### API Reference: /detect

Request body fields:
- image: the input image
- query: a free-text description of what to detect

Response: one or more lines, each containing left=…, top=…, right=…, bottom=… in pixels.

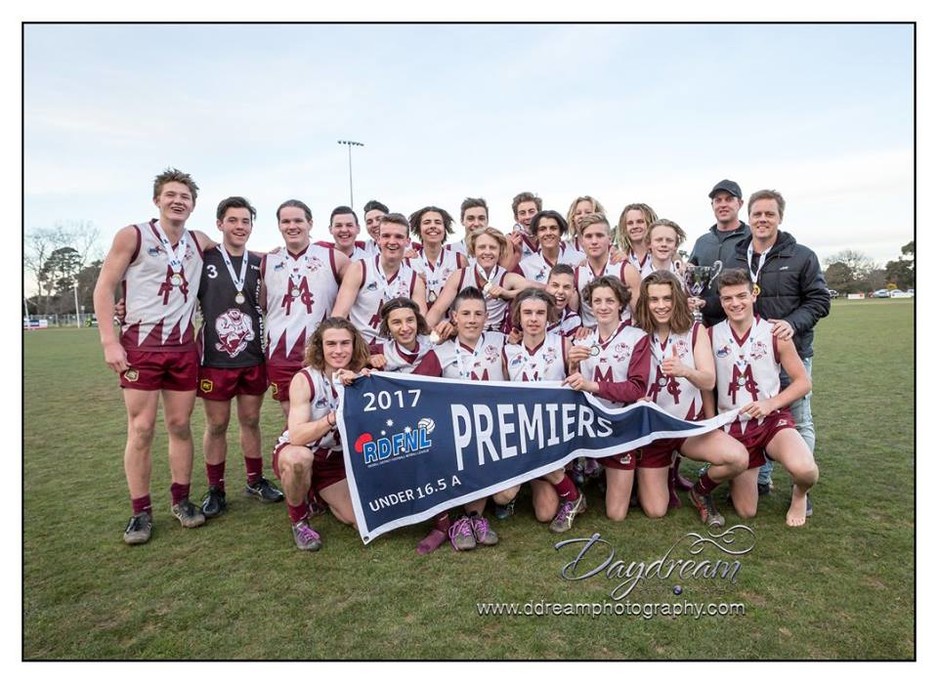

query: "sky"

left=20, top=19, right=916, bottom=294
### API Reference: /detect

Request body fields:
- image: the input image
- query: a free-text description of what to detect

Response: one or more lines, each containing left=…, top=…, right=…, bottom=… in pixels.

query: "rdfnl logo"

left=354, top=417, right=435, bottom=465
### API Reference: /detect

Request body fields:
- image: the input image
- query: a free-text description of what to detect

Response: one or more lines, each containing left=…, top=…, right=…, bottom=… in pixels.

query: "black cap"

left=708, top=179, right=742, bottom=199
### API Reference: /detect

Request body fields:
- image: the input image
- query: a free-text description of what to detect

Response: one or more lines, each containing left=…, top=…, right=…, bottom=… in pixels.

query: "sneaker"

left=123, top=511, right=152, bottom=545
left=449, top=516, right=477, bottom=551
left=494, top=497, right=516, bottom=520
left=201, top=486, right=227, bottom=518
left=757, top=479, right=773, bottom=496
left=292, top=520, right=322, bottom=551
left=468, top=513, right=498, bottom=546
left=549, top=493, right=586, bottom=534
left=689, top=487, right=725, bottom=528
left=245, top=477, right=285, bottom=503
left=171, top=499, right=206, bottom=528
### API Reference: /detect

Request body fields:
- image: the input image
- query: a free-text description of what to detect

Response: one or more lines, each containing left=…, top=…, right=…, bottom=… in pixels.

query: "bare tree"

left=24, top=221, right=101, bottom=314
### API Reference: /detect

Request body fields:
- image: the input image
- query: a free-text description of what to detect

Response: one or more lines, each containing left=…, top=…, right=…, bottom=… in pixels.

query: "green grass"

left=22, top=298, right=914, bottom=660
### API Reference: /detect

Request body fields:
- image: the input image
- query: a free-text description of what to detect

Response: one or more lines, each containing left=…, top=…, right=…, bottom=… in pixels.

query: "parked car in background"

left=890, top=289, right=913, bottom=298
left=872, top=289, right=890, bottom=298
left=827, top=289, right=839, bottom=298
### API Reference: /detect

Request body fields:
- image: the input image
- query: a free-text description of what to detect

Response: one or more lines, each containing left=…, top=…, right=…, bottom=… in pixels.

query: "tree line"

left=24, top=222, right=101, bottom=318
left=823, top=241, right=914, bottom=294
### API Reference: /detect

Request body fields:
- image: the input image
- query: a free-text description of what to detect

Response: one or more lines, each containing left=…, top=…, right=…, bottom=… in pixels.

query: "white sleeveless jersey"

left=263, top=244, right=340, bottom=367
left=504, top=332, right=567, bottom=382
left=362, top=239, right=381, bottom=258
left=433, top=332, right=507, bottom=381
left=547, top=307, right=582, bottom=337
left=276, top=367, right=341, bottom=452
left=574, top=258, right=633, bottom=328
left=646, top=324, right=703, bottom=420
left=447, top=239, right=469, bottom=258
left=374, top=335, right=435, bottom=374
left=627, top=251, right=652, bottom=278
left=710, top=317, right=780, bottom=431
left=518, top=244, right=582, bottom=284
left=455, top=264, right=511, bottom=332
left=409, top=248, right=462, bottom=306
left=563, top=236, right=587, bottom=262
left=121, top=221, right=203, bottom=351
left=575, top=322, right=648, bottom=407
left=349, top=256, right=420, bottom=344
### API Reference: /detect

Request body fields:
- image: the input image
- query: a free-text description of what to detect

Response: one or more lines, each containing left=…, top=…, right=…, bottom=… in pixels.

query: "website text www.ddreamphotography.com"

left=476, top=600, right=746, bottom=620
left=476, top=525, right=757, bottom=619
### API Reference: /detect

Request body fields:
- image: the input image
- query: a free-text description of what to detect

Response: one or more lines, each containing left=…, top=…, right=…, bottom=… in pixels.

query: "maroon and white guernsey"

left=710, top=316, right=781, bottom=433
left=121, top=221, right=204, bottom=351
left=263, top=244, right=341, bottom=368
left=454, top=264, right=511, bottom=332
left=349, top=256, right=420, bottom=344
left=275, top=367, right=341, bottom=452
left=371, top=335, right=435, bottom=374
left=413, top=331, right=507, bottom=381
left=503, top=332, right=567, bottom=382
left=575, top=321, right=650, bottom=407
left=646, top=324, right=703, bottom=420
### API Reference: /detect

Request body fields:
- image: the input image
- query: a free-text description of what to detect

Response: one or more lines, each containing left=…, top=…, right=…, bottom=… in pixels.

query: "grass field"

left=22, top=298, right=915, bottom=660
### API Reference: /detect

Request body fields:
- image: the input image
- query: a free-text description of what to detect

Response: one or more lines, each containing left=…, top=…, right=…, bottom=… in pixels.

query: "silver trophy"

left=684, top=261, right=723, bottom=323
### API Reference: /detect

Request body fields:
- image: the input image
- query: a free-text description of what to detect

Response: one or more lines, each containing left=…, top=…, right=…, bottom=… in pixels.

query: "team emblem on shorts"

left=200, top=379, right=214, bottom=393
left=124, top=369, right=139, bottom=382
left=619, top=453, right=633, bottom=465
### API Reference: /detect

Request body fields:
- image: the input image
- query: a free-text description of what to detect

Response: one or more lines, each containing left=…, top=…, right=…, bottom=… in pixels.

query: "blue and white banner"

left=337, top=372, right=737, bottom=543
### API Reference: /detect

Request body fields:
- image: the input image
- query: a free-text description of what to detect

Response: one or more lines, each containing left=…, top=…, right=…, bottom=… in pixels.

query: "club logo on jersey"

left=314, top=396, right=330, bottom=409
left=483, top=345, right=500, bottom=363
left=356, top=418, right=434, bottom=465
left=715, top=344, right=732, bottom=358
left=200, top=379, right=213, bottom=393
left=673, top=339, right=690, bottom=358
left=366, top=281, right=378, bottom=291
left=750, top=340, right=768, bottom=361
left=273, top=261, right=286, bottom=271
left=509, top=354, right=524, bottom=367
left=147, top=246, right=161, bottom=257
left=124, top=369, right=139, bottom=382
left=214, top=308, right=256, bottom=358
left=612, top=342, right=632, bottom=363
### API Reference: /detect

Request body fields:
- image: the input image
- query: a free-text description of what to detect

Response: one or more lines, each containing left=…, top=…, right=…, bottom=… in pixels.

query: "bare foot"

left=416, top=528, right=447, bottom=555
left=786, top=485, right=809, bottom=527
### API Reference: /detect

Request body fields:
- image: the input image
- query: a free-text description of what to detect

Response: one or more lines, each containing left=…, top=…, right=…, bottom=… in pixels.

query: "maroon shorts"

left=635, top=438, right=685, bottom=469
left=726, top=409, right=795, bottom=469
left=600, top=452, right=638, bottom=472
left=266, top=362, right=300, bottom=403
left=197, top=363, right=268, bottom=401
left=121, top=347, right=199, bottom=391
left=272, top=444, right=346, bottom=493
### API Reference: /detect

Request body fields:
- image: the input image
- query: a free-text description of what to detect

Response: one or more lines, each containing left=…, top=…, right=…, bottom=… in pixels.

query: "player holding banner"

left=632, top=271, right=748, bottom=526
left=709, top=269, right=819, bottom=527
left=412, top=287, right=502, bottom=553
left=563, top=276, right=650, bottom=521
left=495, top=289, right=586, bottom=533
left=272, top=318, right=370, bottom=551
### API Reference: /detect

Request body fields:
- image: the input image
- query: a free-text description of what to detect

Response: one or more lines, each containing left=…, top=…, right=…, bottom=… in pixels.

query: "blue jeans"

left=758, top=356, right=815, bottom=485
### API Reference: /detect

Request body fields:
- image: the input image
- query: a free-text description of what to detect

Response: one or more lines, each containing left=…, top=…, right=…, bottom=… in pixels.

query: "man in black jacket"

left=732, top=189, right=830, bottom=496
left=688, top=179, right=751, bottom=326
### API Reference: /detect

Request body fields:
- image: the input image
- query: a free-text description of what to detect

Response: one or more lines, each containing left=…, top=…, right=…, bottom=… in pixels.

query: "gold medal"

left=752, top=283, right=761, bottom=296
left=235, top=292, right=245, bottom=304
left=170, top=273, right=183, bottom=286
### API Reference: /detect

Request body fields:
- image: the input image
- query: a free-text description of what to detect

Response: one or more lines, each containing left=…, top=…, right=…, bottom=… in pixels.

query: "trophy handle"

left=711, top=260, right=723, bottom=280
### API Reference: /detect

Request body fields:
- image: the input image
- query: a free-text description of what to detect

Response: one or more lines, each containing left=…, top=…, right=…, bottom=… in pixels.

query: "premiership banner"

left=337, top=372, right=737, bottom=543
